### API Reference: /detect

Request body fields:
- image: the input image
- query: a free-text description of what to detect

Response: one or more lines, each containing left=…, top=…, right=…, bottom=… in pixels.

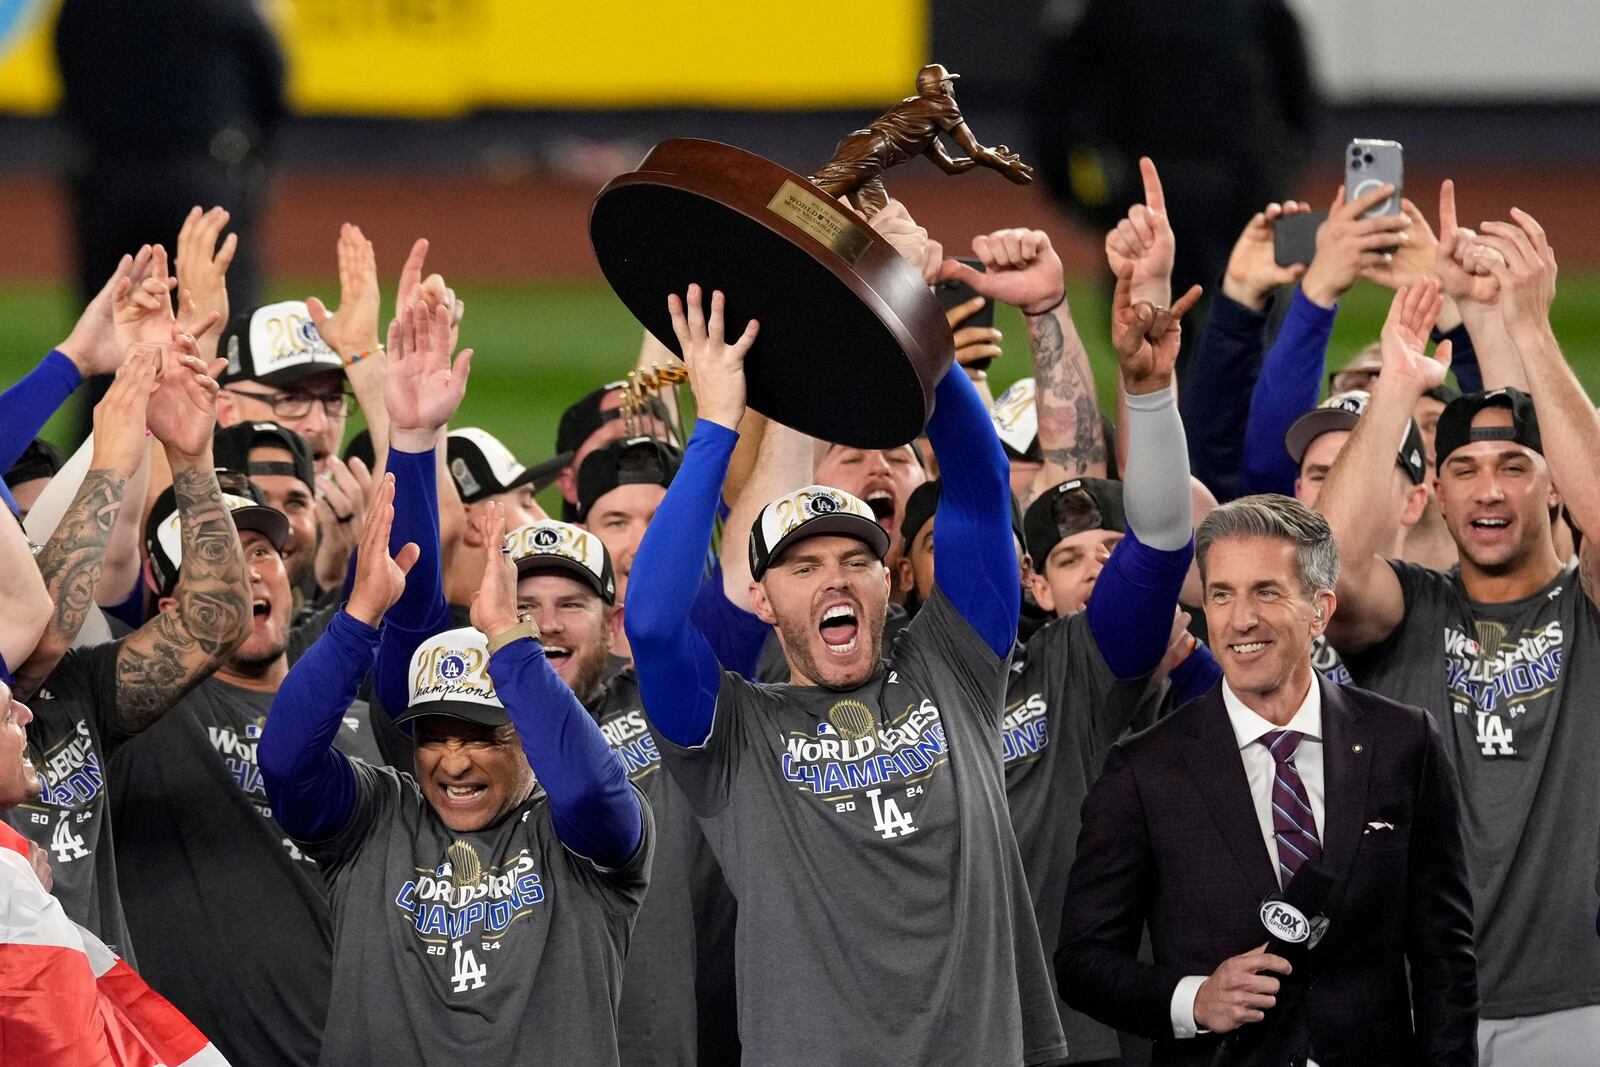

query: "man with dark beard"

left=107, top=468, right=382, bottom=1066
left=625, top=284, right=1067, bottom=1065
left=506, top=519, right=740, bottom=1065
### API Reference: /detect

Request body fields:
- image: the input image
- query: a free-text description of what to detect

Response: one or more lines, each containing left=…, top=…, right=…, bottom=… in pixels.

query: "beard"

left=228, top=630, right=289, bottom=676
left=775, top=609, right=885, bottom=691
left=566, top=641, right=612, bottom=705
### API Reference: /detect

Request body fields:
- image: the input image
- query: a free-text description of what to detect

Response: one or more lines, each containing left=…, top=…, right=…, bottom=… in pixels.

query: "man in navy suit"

left=1056, top=494, right=1478, bottom=1066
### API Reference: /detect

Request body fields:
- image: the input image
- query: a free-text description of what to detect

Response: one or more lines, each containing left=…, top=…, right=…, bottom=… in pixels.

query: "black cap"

left=576, top=436, right=682, bottom=522
left=145, top=470, right=290, bottom=596
left=1423, top=383, right=1462, bottom=406
left=446, top=427, right=568, bottom=504
left=902, top=479, right=1025, bottom=555
left=1435, top=387, right=1542, bottom=467
left=1023, top=478, right=1126, bottom=562
left=343, top=428, right=376, bottom=470
left=556, top=383, right=671, bottom=456
left=1284, top=391, right=1426, bottom=486
left=213, top=422, right=315, bottom=492
left=4, top=437, right=65, bottom=488
left=217, top=301, right=343, bottom=388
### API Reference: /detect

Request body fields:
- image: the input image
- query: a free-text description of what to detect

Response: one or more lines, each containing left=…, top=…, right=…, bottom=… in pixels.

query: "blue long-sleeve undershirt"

left=1243, top=287, right=1337, bottom=497
left=1436, top=320, right=1482, bottom=394
left=688, top=558, right=771, bottom=679
left=0, top=351, right=80, bottom=480
left=926, top=363, right=1019, bottom=658
left=1181, top=291, right=1270, bottom=503
left=624, top=421, right=736, bottom=749
left=487, top=637, right=643, bottom=867
left=1084, top=529, right=1196, bottom=680
left=260, top=609, right=643, bottom=866
left=259, top=609, right=369, bottom=841
left=375, top=445, right=451, bottom=718
left=1168, top=641, right=1222, bottom=706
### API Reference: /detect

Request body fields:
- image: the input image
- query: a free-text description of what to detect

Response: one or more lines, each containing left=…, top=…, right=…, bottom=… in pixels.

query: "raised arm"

left=12, top=347, right=159, bottom=701
left=626, top=286, right=756, bottom=748
left=260, top=475, right=417, bottom=842
left=1437, top=180, right=1528, bottom=392
left=0, top=514, right=50, bottom=687
left=475, top=500, right=643, bottom=867
left=115, top=341, right=252, bottom=735
left=1475, top=209, right=1600, bottom=605
left=373, top=300, right=471, bottom=716
left=308, top=223, right=389, bottom=457
left=938, top=227, right=1106, bottom=507
left=174, top=206, right=236, bottom=365
left=1086, top=265, right=1203, bottom=678
left=1183, top=201, right=1312, bottom=501
left=1317, top=282, right=1453, bottom=653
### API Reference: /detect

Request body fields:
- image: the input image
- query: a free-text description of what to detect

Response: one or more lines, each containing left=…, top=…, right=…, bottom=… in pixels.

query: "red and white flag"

left=0, top=822, right=230, bottom=1066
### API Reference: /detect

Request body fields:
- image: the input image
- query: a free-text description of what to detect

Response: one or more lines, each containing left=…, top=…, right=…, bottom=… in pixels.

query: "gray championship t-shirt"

left=1345, top=560, right=1600, bottom=1017
left=654, top=588, right=1068, bottom=1066
left=593, top=670, right=740, bottom=1067
left=298, top=762, right=653, bottom=1065
left=110, top=674, right=381, bottom=1067
left=1004, top=612, right=1157, bottom=1063
left=4, top=641, right=133, bottom=960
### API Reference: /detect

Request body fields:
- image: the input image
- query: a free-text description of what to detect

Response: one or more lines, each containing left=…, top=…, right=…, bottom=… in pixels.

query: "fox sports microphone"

left=1211, top=863, right=1334, bottom=1065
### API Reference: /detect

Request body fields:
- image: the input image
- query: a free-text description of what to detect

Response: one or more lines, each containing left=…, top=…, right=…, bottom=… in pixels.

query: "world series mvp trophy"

left=590, top=64, right=1031, bottom=448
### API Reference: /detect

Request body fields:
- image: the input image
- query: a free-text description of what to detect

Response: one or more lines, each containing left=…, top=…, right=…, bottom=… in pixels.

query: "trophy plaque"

left=590, top=64, right=1031, bottom=448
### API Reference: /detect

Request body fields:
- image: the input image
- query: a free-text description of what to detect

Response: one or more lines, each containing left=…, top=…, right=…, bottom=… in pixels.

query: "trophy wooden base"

left=590, top=138, right=954, bottom=449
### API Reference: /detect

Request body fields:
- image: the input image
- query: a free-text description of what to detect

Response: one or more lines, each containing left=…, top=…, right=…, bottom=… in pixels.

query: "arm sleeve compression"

left=928, top=364, right=1019, bottom=658
left=258, top=610, right=370, bottom=841
left=1243, top=287, right=1337, bottom=496
left=375, top=445, right=451, bottom=717
left=0, top=351, right=81, bottom=476
left=624, top=421, right=738, bottom=748
left=487, top=638, right=643, bottom=867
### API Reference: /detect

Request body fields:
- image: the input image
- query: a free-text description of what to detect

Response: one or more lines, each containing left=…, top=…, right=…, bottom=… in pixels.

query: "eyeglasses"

left=226, top=387, right=354, bottom=419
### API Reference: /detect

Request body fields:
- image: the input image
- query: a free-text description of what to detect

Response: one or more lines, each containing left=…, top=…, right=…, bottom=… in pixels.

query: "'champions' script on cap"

left=408, top=628, right=502, bottom=710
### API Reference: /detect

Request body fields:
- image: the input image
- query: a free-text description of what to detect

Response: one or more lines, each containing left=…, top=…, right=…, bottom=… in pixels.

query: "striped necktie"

left=1261, top=729, right=1321, bottom=886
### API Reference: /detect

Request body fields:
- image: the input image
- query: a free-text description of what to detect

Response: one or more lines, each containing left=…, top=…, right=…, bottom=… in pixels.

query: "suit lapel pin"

left=1352, top=744, right=1363, bottom=753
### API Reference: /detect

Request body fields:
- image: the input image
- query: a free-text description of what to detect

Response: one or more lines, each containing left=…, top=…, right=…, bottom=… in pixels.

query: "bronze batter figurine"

left=810, top=63, right=1033, bottom=216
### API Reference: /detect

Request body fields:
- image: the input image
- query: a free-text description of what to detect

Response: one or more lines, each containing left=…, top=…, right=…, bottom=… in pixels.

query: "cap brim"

left=231, top=505, right=291, bottom=553
left=241, top=362, right=344, bottom=389
left=393, top=700, right=511, bottom=731
left=514, top=553, right=611, bottom=602
left=1284, top=410, right=1360, bottom=465
left=760, top=514, right=891, bottom=578
left=525, top=451, right=573, bottom=494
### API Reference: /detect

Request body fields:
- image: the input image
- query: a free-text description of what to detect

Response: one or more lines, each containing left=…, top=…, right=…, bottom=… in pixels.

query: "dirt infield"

left=2, top=163, right=1598, bottom=283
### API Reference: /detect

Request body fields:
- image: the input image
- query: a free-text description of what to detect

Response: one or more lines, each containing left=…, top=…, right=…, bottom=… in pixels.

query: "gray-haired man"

left=1058, top=494, right=1477, bottom=1066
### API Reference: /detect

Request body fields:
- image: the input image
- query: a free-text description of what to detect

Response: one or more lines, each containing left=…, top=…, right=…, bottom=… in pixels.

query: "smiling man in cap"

left=260, top=476, right=651, bottom=1064
left=215, top=300, right=351, bottom=468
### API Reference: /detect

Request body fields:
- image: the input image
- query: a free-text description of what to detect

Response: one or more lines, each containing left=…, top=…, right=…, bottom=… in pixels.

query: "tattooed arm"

left=113, top=453, right=251, bottom=734
left=936, top=229, right=1106, bottom=511
left=0, top=513, right=51, bottom=686
left=13, top=470, right=130, bottom=701
left=13, top=347, right=161, bottom=700
left=1024, top=299, right=1109, bottom=506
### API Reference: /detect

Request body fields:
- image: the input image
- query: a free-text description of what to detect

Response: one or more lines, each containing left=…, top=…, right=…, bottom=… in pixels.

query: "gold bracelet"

left=343, top=343, right=385, bottom=367
left=486, top=616, right=541, bottom=656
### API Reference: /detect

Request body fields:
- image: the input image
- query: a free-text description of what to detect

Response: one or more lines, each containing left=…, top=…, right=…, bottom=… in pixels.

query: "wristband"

left=486, top=615, right=541, bottom=656
left=1022, top=290, right=1067, bottom=317
left=343, top=343, right=384, bottom=367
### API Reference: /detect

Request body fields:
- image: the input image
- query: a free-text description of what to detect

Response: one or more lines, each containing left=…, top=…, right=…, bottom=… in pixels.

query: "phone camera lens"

left=1363, top=153, right=1375, bottom=164
left=1352, top=159, right=1363, bottom=169
left=1351, top=147, right=1362, bottom=157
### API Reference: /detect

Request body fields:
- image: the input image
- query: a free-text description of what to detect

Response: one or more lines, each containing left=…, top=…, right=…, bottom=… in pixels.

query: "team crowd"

left=0, top=153, right=1596, bottom=1067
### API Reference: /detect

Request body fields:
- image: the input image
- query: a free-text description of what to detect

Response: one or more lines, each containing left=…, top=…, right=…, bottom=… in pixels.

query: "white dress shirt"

left=1170, top=678, right=1325, bottom=1046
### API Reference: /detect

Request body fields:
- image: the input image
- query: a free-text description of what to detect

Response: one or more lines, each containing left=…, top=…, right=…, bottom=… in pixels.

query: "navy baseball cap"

left=1285, top=390, right=1426, bottom=486
left=576, top=436, right=682, bottom=522
left=213, top=422, right=316, bottom=492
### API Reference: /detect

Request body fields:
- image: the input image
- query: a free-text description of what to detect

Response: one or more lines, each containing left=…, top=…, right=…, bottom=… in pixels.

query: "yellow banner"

left=0, top=0, right=927, bottom=116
